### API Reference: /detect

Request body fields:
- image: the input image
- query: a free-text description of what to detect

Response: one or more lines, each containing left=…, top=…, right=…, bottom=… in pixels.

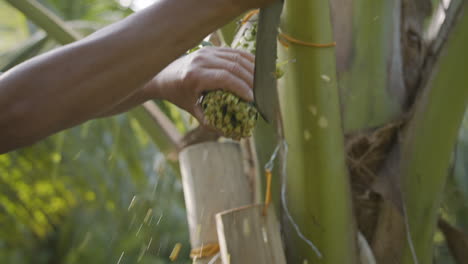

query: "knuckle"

left=191, top=53, right=206, bottom=65
left=237, top=49, right=249, bottom=57
left=215, top=69, right=230, bottom=81
left=228, top=62, right=241, bottom=75
left=231, top=53, right=242, bottom=63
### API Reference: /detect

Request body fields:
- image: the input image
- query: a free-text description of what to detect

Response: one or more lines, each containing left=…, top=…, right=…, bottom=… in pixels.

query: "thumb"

left=192, top=105, right=207, bottom=126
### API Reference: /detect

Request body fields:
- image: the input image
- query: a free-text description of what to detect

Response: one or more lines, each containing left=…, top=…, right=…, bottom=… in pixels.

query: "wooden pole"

left=179, top=142, right=253, bottom=263
left=216, top=204, right=286, bottom=264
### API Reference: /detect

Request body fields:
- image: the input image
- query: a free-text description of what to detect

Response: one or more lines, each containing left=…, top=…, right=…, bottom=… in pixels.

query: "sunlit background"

left=119, top=0, right=155, bottom=11
left=0, top=0, right=192, bottom=263
left=1, top=0, right=467, bottom=264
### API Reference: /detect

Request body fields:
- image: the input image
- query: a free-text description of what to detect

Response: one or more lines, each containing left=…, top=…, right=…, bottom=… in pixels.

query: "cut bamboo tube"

left=216, top=204, right=286, bottom=264
left=179, top=142, right=253, bottom=263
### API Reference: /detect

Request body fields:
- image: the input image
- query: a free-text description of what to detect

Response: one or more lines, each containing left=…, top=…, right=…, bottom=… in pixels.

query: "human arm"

left=0, top=0, right=271, bottom=154
left=95, top=46, right=256, bottom=121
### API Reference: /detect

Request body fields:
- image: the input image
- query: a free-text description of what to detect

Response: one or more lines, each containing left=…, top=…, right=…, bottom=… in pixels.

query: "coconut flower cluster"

left=201, top=91, right=258, bottom=140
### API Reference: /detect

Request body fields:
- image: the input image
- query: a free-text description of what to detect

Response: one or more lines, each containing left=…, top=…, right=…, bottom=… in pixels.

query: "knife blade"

left=253, top=0, right=284, bottom=123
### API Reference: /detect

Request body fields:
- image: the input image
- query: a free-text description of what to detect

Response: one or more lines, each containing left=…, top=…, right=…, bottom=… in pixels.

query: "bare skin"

left=97, top=47, right=256, bottom=121
left=0, top=0, right=273, bottom=154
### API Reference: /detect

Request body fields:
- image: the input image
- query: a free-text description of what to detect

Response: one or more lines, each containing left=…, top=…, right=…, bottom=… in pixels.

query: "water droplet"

left=148, top=214, right=154, bottom=225
left=128, top=196, right=137, bottom=211
left=136, top=223, right=144, bottom=237
left=117, top=251, right=124, bottom=264
left=144, top=208, right=153, bottom=224
left=262, top=226, right=268, bottom=243
left=129, top=214, right=137, bottom=229
left=137, top=244, right=146, bottom=262
left=156, top=213, right=163, bottom=225
left=147, top=237, right=153, bottom=250
left=157, top=243, right=162, bottom=256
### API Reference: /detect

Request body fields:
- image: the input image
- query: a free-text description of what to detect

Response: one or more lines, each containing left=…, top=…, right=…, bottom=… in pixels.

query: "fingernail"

left=248, top=90, right=254, bottom=102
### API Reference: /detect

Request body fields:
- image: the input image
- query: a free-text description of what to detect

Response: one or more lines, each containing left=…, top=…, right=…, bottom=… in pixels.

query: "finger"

left=205, top=56, right=254, bottom=89
left=191, top=104, right=222, bottom=135
left=199, top=68, right=254, bottom=102
left=215, top=51, right=254, bottom=76
left=192, top=47, right=254, bottom=88
left=211, top=47, right=255, bottom=63
left=192, top=106, right=207, bottom=125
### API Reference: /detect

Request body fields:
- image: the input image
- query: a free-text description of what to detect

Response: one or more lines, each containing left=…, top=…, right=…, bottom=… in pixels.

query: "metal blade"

left=253, top=0, right=283, bottom=123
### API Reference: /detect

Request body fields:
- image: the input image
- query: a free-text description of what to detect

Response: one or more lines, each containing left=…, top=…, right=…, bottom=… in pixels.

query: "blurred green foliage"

left=0, top=116, right=190, bottom=264
left=0, top=2, right=29, bottom=53
left=0, top=0, right=466, bottom=263
left=0, top=1, right=190, bottom=263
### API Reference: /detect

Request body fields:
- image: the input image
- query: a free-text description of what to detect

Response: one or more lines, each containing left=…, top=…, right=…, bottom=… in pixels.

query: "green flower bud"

left=201, top=90, right=258, bottom=140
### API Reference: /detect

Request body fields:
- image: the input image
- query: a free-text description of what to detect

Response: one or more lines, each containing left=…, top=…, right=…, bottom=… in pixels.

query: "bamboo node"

left=190, top=243, right=220, bottom=259
left=278, top=31, right=336, bottom=48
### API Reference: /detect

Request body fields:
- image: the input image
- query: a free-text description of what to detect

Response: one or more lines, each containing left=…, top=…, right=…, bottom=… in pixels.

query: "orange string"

left=278, top=31, right=336, bottom=48
left=278, top=35, right=290, bottom=48
left=241, top=9, right=260, bottom=25
left=263, top=169, right=272, bottom=216
left=190, top=243, right=220, bottom=259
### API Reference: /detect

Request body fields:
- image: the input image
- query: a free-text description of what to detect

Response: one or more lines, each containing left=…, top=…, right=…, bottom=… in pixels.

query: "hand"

left=146, top=47, right=255, bottom=124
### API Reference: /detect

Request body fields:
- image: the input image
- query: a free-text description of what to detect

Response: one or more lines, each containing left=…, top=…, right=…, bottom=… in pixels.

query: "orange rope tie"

left=278, top=35, right=290, bottom=48
left=241, top=9, right=260, bottom=25
left=190, top=243, right=220, bottom=259
left=278, top=31, right=336, bottom=48
left=263, top=169, right=272, bottom=216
